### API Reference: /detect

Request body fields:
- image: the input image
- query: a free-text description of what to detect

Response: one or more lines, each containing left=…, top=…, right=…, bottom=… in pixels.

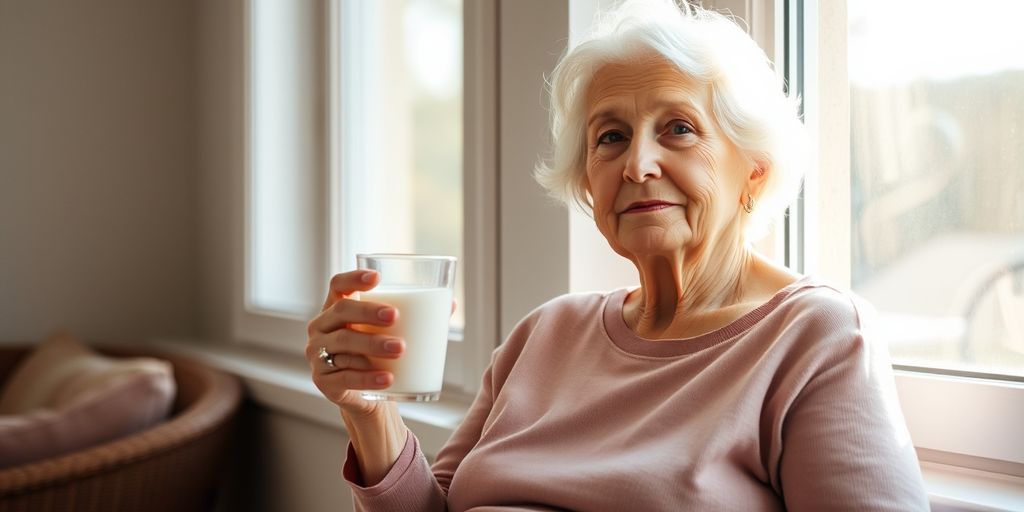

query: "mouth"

left=621, top=200, right=683, bottom=214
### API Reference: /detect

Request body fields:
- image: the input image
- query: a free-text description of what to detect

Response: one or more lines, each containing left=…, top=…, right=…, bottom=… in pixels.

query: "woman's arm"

left=341, top=307, right=541, bottom=510
left=307, top=269, right=412, bottom=486
left=341, top=346, right=505, bottom=511
left=340, top=301, right=540, bottom=510
left=778, top=297, right=929, bottom=511
left=341, top=402, right=408, bottom=486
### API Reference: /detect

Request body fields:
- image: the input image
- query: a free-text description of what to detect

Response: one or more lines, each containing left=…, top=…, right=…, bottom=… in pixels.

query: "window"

left=249, top=0, right=322, bottom=319
left=795, top=0, right=1024, bottom=473
left=243, top=0, right=499, bottom=395
left=242, top=0, right=581, bottom=395
left=239, top=0, right=327, bottom=350
left=847, top=0, right=1024, bottom=378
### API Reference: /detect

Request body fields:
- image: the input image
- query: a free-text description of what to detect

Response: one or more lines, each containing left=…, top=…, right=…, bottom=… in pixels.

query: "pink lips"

left=622, top=200, right=679, bottom=214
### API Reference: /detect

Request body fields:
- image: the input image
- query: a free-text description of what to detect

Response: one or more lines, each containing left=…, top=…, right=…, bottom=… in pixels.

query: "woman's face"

left=584, top=56, right=754, bottom=262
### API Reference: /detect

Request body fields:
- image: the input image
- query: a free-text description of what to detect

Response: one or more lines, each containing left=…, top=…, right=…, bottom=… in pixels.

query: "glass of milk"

left=354, top=254, right=456, bottom=402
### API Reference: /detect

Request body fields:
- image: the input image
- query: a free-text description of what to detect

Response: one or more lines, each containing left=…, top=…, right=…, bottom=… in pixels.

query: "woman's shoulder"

left=766, top=276, right=886, bottom=363
left=783, top=276, right=874, bottom=330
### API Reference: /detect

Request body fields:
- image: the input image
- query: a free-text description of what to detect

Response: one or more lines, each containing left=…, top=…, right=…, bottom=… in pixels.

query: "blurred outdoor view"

left=342, top=0, right=464, bottom=330
left=849, top=0, right=1024, bottom=376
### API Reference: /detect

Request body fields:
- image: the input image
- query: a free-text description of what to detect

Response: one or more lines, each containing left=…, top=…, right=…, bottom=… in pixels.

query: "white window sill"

left=923, top=462, right=1024, bottom=512
left=147, top=338, right=470, bottom=457
left=147, top=338, right=1024, bottom=511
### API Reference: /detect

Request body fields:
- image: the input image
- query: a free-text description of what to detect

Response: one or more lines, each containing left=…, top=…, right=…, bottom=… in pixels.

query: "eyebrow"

left=586, top=98, right=708, bottom=129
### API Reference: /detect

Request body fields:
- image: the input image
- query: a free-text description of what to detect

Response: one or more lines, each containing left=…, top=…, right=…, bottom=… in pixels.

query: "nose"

left=622, top=135, right=662, bottom=183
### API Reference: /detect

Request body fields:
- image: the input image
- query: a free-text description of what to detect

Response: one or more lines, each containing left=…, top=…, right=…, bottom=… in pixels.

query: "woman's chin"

left=614, top=230, right=693, bottom=259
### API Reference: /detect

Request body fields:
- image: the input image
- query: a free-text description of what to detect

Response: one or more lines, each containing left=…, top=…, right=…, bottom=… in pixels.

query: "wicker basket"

left=0, top=345, right=242, bottom=512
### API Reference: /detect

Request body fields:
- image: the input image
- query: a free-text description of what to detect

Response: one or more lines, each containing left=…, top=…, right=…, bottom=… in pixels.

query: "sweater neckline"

left=603, top=275, right=814, bottom=357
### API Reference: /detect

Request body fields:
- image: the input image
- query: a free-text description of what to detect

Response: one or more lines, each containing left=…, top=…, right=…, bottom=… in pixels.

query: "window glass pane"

left=849, top=0, right=1024, bottom=376
left=250, top=0, right=322, bottom=316
left=340, top=0, right=464, bottom=330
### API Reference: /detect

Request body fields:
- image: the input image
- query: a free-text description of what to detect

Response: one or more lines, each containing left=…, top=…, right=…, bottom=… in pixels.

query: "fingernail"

left=375, top=375, right=388, bottom=385
left=377, top=308, right=395, bottom=321
left=361, top=271, right=376, bottom=283
left=384, top=339, right=403, bottom=353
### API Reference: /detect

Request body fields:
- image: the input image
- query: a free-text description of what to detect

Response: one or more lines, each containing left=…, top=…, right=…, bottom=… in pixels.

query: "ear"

left=746, top=158, right=770, bottom=196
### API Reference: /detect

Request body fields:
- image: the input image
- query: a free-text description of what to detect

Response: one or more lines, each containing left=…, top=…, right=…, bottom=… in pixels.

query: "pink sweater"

left=343, top=276, right=929, bottom=511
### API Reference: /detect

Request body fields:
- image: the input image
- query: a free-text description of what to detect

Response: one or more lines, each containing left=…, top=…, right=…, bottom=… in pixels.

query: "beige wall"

left=196, top=0, right=243, bottom=343
left=221, top=405, right=355, bottom=512
left=0, top=0, right=199, bottom=343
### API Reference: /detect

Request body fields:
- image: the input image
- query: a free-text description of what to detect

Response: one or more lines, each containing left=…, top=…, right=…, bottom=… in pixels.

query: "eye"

left=669, top=121, right=693, bottom=136
left=597, top=130, right=626, bottom=145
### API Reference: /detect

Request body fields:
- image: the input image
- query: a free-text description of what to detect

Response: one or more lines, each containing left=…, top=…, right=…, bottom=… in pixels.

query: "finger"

left=318, top=369, right=393, bottom=392
left=321, top=270, right=380, bottom=311
left=313, top=352, right=375, bottom=374
left=309, top=330, right=405, bottom=360
left=309, top=298, right=399, bottom=334
left=451, top=299, right=457, bottom=316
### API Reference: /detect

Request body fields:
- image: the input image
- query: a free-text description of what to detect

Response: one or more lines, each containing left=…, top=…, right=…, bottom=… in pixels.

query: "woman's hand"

left=306, top=270, right=405, bottom=418
left=307, top=271, right=419, bottom=485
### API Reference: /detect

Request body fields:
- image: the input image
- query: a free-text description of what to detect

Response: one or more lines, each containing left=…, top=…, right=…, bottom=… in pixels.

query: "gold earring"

left=743, top=194, right=755, bottom=213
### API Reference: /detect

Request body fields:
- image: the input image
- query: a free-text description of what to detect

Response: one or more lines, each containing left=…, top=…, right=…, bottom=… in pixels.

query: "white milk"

left=356, top=286, right=453, bottom=394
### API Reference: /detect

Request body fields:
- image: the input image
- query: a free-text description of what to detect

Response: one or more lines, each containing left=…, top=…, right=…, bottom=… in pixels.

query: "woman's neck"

left=626, top=231, right=755, bottom=339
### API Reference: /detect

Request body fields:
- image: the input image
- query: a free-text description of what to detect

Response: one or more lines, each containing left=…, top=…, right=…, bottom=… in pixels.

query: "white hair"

left=534, top=0, right=807, bottom=240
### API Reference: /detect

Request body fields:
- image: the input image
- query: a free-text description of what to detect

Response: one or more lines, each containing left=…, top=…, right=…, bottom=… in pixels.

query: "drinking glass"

left=355, top=254, right=456, bottom=401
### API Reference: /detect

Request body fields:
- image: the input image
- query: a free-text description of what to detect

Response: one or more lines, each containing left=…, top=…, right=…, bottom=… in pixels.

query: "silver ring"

left=318, top=346, right=336, bottom=369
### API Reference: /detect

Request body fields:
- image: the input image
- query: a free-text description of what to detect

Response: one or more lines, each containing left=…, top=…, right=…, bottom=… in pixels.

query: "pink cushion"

left=0, top=331, right=176, bottom=469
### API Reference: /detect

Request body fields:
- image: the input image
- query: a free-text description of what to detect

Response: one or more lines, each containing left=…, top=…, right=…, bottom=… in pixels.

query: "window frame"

left=457, top=0, right=502, bottom=394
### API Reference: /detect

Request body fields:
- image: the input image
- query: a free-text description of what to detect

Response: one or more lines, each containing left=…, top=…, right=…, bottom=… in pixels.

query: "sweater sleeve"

left=343, top=429, right=447, bottom=512
left=778, top=295, right=929, bottom=511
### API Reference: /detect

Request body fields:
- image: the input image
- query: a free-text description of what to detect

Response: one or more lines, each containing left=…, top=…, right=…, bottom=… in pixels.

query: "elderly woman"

left=306, top=1, right=929, bottom=510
